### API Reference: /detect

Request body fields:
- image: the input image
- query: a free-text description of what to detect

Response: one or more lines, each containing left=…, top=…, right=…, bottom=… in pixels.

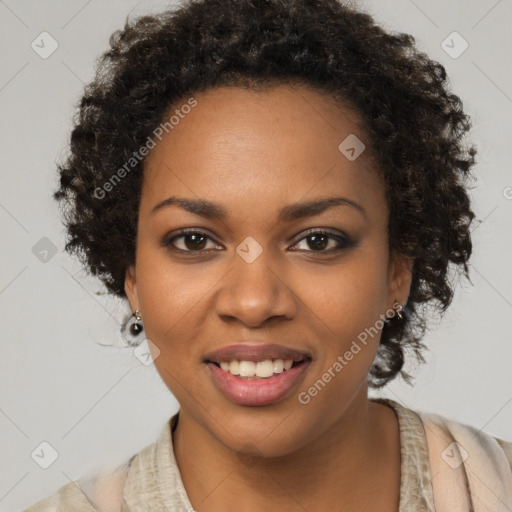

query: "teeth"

left=217, top=358, right=300, bottom=378
left=273, top=359, right=284, bottom=374
left=255, top=360, right=274, bottom=378
left=239, top=360, right=256, bottom=377
left=228, top=360, right=239, bottom=375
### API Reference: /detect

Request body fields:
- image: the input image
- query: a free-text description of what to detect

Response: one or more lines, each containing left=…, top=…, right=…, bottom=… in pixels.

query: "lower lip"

left=207, top=360, right=311, bottom=406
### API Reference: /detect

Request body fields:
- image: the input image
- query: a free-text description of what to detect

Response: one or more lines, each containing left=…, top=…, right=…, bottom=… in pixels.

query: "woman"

left=25, top=0, right=512, bottom=510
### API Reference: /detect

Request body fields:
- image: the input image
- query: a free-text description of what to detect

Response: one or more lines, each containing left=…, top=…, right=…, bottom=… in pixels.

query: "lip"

left=203, top=343, right=313, bottom=406
left=207, top=359, right=311, bottom=406
left=203, top=343, right=311, bottom=363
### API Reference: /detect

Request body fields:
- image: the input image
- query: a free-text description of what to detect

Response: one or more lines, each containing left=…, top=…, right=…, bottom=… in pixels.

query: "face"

left=125, top=84, right=412, bottom=457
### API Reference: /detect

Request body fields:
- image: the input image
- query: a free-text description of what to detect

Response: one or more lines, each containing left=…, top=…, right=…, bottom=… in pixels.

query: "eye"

left=162, top=230, right=221, bottom=253
left=291, top=230, right=354, bottom=253
left=162, top=228, right=354, bottom=255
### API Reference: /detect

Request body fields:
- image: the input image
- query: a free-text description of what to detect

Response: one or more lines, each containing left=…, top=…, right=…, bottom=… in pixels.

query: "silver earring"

left=122, top=309, right=144, bottom=347
left=384, top=301, right=405, bottom=323
left=395, top=302, right=404, bottom=320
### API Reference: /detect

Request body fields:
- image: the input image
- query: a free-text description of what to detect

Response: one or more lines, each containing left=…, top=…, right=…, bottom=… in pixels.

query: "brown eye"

left=305, top=233, right=329, bottom=251
left=181, top=233, right=208, bottom=250
left=163, top=230, right=219, bottom=252
left=292, top=230, right=354, bottom=253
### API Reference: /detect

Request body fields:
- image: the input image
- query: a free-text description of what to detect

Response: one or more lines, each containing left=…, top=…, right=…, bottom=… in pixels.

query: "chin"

left=206, top=405, right=315, bottom=459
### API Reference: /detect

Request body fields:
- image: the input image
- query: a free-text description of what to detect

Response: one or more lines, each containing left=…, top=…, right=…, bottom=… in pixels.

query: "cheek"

left=294, top=258, right=388, bottom=423
left=135, top=244, right=215, bottom=328
left=134, top=252, right=213, bottom=404
left=309, top=253, right=389, bottom=340
left=133, top=251, right=199, bottom=363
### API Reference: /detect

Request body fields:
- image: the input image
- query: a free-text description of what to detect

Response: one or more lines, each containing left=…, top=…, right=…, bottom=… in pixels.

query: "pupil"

left=186, top=234, right=206, bottom=250
left=309, top=234, right=328, bottom=250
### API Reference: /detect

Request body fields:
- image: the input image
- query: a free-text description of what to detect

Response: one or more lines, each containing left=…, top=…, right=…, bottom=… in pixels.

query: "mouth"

left=203, top=342, right=313, bottom=406
left=206, top=357, right=311, bottom=379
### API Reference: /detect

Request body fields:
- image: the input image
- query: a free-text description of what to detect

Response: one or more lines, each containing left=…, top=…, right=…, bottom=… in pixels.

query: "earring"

left=122, top=309, right=144, bottom=347
left=385, top=301, right=404, bottom=323
left=394, top=301, right=404, bottom=320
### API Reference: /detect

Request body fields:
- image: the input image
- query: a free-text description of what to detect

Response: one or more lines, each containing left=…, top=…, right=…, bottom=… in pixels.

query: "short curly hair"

left=54, top=0, right=477, bottom=388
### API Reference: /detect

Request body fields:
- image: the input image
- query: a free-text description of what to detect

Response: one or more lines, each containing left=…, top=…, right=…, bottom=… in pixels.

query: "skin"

left=125, top=83, right=412, bottom=512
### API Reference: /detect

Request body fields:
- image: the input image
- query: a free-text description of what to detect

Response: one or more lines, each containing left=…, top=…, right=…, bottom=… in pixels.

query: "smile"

left=217, top=358, right=296, bottom=378
left=206, top=358, right=311, bottom=406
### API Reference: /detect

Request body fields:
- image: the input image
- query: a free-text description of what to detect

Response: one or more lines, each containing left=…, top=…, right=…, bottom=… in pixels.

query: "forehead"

left=140, top=84, right=385, bottom=222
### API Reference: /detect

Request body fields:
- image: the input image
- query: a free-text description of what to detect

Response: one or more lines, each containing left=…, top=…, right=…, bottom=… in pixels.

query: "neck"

left=172, top=392, right=398, bottom=512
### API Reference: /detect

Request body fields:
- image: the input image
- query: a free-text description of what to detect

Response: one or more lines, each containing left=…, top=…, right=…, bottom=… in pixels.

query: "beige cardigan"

left=24, top=398, right=512, bottom=512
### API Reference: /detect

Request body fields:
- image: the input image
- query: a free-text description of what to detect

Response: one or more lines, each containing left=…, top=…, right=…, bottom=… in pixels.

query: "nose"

left=214, top=247, right=298, bottom=328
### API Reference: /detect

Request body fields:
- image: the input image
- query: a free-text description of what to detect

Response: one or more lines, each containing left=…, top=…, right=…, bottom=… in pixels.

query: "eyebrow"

left=150, top=195, right=367, bottom=222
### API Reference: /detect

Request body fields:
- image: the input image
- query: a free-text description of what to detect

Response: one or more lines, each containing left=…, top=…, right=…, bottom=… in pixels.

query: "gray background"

left=1, top=0, right=511, bottom=509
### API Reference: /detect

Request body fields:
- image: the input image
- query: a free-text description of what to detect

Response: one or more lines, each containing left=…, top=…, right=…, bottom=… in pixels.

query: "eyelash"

left=162, top=228, right=354, bottom=255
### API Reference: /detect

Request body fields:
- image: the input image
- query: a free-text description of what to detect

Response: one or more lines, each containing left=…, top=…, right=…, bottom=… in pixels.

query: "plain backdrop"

left=1, top=0, right=511, bottom=509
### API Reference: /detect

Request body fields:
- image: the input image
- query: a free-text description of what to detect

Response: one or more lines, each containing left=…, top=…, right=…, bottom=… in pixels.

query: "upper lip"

left=204, top=343, right=312, bottom=363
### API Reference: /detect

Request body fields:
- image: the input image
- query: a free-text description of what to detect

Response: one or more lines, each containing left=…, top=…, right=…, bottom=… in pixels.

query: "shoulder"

left=22, top=414, right=177, bottom=512
left=23, top=480, right=94, bottom=511
left=379, top=397, right=512, bottom=470
left=378, top=397, right=512, bottom=509
left=417, top=408, right=512, bottom=470
left=416, top=407, right=512, bottom=510
left=23, top=460, right=131, bottom=512
left=495, top=436, right=512, bottom=467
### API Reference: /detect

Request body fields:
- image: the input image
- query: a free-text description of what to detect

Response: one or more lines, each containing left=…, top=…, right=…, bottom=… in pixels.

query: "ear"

left=124, top=264, right=138, bottom=311
left=387, top=251, right=413, bottom=310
